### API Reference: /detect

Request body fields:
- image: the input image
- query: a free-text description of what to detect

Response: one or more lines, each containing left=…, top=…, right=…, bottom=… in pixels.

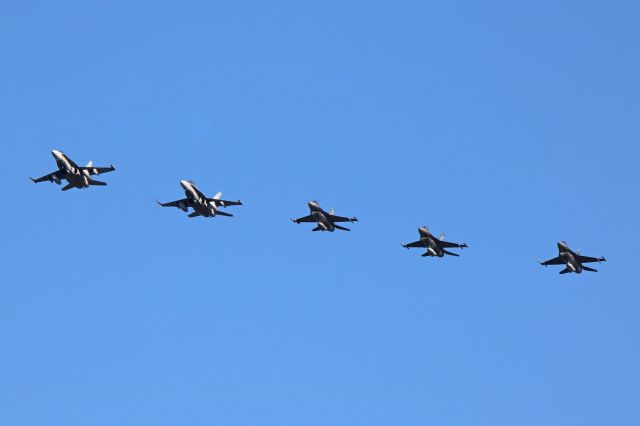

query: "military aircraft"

left=291, top=201, right=358, bottom=231
left=539, top=241, right=606, bottom=274
left=30, top=150, right=116, bottom=191
left=157, top=180, right=242, bottom=218
left=401, top=226, right=468, bottom=257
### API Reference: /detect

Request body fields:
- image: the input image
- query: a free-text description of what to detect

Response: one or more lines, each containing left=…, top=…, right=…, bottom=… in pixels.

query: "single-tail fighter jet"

left=30, top=150, right=116, bottom=191
left=157, top=180, right=242, bottom=219
left=539, top=241, right=606, bottom=274
left=291, top=201, right=358, bottom=232
left=401, top=226, right=468, bottom=257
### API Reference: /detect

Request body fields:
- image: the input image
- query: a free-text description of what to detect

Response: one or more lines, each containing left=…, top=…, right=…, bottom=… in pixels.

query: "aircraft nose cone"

left=51, top=150, right=62, bottom=158
left=180, top=180, right=189, bottom=188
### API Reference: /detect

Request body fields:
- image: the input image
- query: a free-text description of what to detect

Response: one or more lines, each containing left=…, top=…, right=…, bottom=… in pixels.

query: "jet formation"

left=539, top=241, right=606, bottom=274
left=30, top=150, right=115, bottom=191
left=31, top=150, right=608, bottom=275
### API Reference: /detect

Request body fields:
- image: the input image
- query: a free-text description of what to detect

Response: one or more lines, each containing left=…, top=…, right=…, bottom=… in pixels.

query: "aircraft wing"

left=207, top=198, right=243, bottom=207
left=438, top=240, right=467, bottom=249
left=327, top=214, right=357, bottom=223
left=79, top=165, right=116, bottom=175
left=292, top=215, right=316, bottom=223
left=540, top=256, right=564, bottom=266
left=157, top=198, right=193, bottom=208
left=402, top=240, right=427, bottom=249
left=31, top=170, right=64, bottom=183
left=577, top=255, right=605, bottom=264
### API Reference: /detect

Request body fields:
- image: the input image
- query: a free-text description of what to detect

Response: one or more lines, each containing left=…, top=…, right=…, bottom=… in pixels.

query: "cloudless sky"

left=1, top=1, right=639, bottom=425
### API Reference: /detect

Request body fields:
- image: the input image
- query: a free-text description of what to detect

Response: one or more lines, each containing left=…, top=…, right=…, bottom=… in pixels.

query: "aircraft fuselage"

left=181, top=180, right=217, bottom=217
left=560, top=251, right=582, bottom=273
left=52, top=150, right=91, bottom=188
left=418, top=228, right=444, bottom=256
left=419, top=236, right=443, bottom=257
left=309, top=203, right=335, bottom=232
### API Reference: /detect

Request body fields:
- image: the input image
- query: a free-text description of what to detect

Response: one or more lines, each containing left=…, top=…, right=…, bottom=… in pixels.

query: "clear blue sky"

left=1, top=1, right=638, bottom=425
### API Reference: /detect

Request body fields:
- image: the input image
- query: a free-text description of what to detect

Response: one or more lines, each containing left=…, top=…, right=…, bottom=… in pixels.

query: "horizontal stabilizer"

left=216, top=210, right=233, bottom=217
left=188, top=212, right=201, bottom=218
left=89, top=180, right=107, bottom=186
left=582, top=265, right=598, bottom=272
left=312, top=226, right=323, bottom=232
left=559, top=267, right=571, bottom=274
left=334, top=224, right=351, bottom=231
left=442, top=249, right=459, bottom=257
left=61, top=183, right=76, bottom=191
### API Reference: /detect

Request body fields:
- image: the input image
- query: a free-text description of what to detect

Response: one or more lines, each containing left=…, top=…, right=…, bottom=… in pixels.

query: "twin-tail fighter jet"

left=401, top=226, right=468, bottom=257
left=157, top=180, right=242, bottom=219
left=539, top=241, right=606, bottom=274
left=291, top=201, right=358, bottom=232
left=30, top=150, right=116, bottom=191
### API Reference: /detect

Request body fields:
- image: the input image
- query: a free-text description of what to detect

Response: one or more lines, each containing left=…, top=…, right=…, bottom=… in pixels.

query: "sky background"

left=1, top=1, right=639, bottom=425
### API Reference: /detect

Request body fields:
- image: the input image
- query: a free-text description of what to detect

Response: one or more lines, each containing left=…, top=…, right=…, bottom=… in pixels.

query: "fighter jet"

left=30, top=150, right=116, bottom=191
left=157, top=180, right=242, bottom=218
left=401, top=226, right=468, bottom=257
left=539, top=241, right=606, bottom=274
left=291, top=201, right=358, bottom=231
